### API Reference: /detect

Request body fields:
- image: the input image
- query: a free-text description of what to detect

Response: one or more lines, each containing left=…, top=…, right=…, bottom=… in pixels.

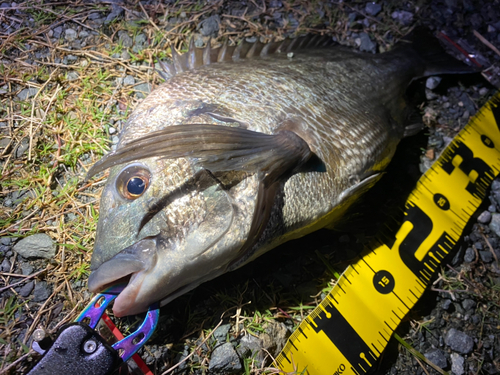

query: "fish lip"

left=87, top=237, right=158, bottom=294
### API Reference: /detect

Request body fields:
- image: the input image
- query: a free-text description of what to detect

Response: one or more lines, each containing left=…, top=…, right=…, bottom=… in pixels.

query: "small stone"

left=1, top=258, right=11, bottom=272
left=67, top=71, right=79, bottom=81
left=489, top=213, right=500, bottom=237
left=13, top=234, right=56, bottom=260
left=121, top=50, right=130, bottom=61
left=105, top=4, right=124, bottom=24
left=17, top=87, right=39, bottom=101
left=0, top=237, right=12, bottom=245
left=479, top=87, right=489, bottom=96
left=15, top=139, right=29, bottom=158
left=479, top=250, right=493, bottom=263
left=424, top=349, right=447, bottom=369
left=237, top=334, right=265, bottom=367
left=123, top=75, right=135, bottom=85
left=358, top=32, right=376, bottom=53
left=450, top=353, right=465, bottom=375
left=426, top=76, right=442, bottom=90
left=391, top=10, right=413, bottom=26
left=199, top=15, right=220, bottom=36
left=462, top=299, right=476, bottom=311
left=488, top=204, right=496, bottom=213
left=21, top=262, right=34, bottom=275
left=118, top=32, right=133, bottom=48
left=19, top=281, right=35, bottom=297
left=208, top=343, right=241, bottom=373
left=108, top=127, right=116, bottom=135
left=33, top=281, right=51, bottom=302
left=478, top=211, right=492, bottom=224
left=134, top=83, right=151, bottom=99
left=64, top=28, right=77, bottom=42
left=464, top=247, right=476, bottom=263
left=365, top=2, right=382, bottom=16
left=213, top=324, right=231, bottom=343
left=445, top=328, right=474, bottom=354
left=441, top=299, right=452, bottom=310
left=492, top=180, right=500, bottom=191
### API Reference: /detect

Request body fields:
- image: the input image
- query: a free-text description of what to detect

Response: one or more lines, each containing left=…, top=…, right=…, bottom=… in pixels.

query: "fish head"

left=88, top=155, right=257, bottom=317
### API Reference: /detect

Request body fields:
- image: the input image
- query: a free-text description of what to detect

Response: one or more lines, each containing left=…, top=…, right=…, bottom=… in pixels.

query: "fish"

left=86, top=30, right=473, bottom=317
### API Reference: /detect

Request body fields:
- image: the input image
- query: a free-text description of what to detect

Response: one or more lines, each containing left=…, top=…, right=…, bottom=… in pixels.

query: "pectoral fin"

left=87, top=124, right=312, bottom=186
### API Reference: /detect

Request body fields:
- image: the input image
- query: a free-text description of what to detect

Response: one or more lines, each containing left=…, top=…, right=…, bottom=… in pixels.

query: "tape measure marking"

left=275, top=93, right=500, bottom=375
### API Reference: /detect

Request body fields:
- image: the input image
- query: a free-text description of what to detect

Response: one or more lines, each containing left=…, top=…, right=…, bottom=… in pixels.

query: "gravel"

left=208, top=343, right=242, bottom=374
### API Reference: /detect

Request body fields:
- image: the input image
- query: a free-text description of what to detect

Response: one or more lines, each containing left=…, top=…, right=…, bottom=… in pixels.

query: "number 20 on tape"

left=275, top=93, right=500, bottom=375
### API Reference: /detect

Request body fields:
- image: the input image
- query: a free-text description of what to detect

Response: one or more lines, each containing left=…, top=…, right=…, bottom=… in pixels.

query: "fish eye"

left=126, top=176, right=147, bottom=197
left=115, top=164, right=151, bottom=200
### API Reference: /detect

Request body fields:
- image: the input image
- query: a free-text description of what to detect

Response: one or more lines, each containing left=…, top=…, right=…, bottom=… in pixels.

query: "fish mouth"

left=88, top=237, right=158, bottom=317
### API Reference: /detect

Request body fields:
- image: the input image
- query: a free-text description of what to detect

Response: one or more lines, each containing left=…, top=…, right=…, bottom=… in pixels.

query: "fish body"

left=87, top=33, right=469, bottom=316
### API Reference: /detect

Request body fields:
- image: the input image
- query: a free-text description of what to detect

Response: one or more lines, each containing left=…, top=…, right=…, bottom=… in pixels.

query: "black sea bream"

left=86, top=32, right=471, bottom=316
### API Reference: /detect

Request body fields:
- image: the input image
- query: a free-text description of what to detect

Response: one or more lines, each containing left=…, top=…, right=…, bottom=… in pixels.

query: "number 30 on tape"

left=275, top=92, right=500, bottom=375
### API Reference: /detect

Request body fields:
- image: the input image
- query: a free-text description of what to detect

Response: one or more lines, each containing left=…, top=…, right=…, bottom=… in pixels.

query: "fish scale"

left=86, top=31, right=476, bottom=317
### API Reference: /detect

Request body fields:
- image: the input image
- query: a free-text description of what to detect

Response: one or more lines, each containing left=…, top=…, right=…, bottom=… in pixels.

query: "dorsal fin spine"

left=160, top=34, right=334, bottom=79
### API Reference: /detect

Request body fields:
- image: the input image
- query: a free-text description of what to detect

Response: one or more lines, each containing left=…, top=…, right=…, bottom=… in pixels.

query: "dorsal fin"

left=158, top=34, right=334, bottom=80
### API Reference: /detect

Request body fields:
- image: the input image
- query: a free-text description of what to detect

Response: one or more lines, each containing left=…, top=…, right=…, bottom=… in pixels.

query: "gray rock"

left=358, top=33, right=376, bottom=53
left=13, top=234, right=56, bottom=259
left=17, top=87, right=39, bottom=101
left=64, top=28, right=77, bottom=42
left=213, top=324, right=231, bottom=343
left=134, top=33, right=147, bottom=46
left=441, top=299, right=452, bottom=310
left=260, top=322, right=290, bottom=355
left=426, top=76, right=442, bottom=90
left=208, top=342, right=241, bottom=373
left=19, top=281, right=34, bottom=297
left=118, top=32, right=133, bottom=48
left=15, top=139, right=29, bottom=158
left=67, top=71, right=79, bottom=81
left=478, top=211, right=492, bottom=224
left=199, top=15, right=220, bottom=36
left=462, top=299, right=476, bottom=311
left=52, top=26, right=63, bottom=38
left=105, top=4, right=124, bottom=24
left=391, top=10, right=413, bottom=25
left=365, top=2, right=382, bottom=16
left=424, top=349, right=447, bottom=369
left=135, top=83, right=151, bottom=99
left=33, top=281, right=51, bottom=302
left=464, top=247, right=475, bottom=262
left=491, top=179, right=500, bottom=191
left=1, top=258, right=11, bottom=272
left=489, top=213, right=500, bottom=237
left=237, top=334, right=266, bottom=367
left=450, top=353, right=465, bottom=375
left=0, top=237, right=11, bottom=245
left=21, top=262, right=34, bottom=275
left=123, top=75, right=135, bottom=85
left=445, top=328, right=474, bottom=354
left=479, top=250, right=493, bottom=263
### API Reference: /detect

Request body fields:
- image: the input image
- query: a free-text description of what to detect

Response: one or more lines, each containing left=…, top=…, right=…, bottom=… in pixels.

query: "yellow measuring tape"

left=275, top=92, right=500, bottom=375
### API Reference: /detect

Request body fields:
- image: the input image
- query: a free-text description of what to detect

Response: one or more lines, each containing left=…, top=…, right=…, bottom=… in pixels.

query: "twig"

left=473, top=29, right=500, bottom=58
left=0, top=268, right=48, bottom=293
left=0, top=350, right=37, bottom=375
